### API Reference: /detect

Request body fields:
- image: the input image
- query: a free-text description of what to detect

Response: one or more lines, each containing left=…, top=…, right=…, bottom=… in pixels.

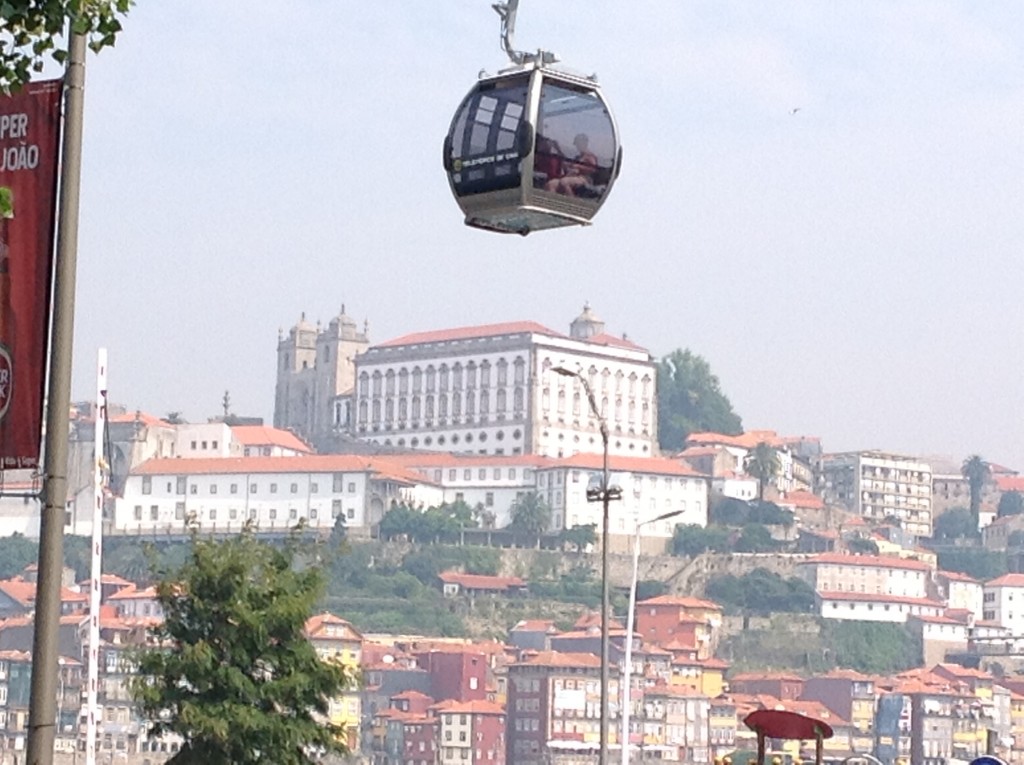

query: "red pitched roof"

left=133, top=455, right=431, bottom=485
left=987, top=574, right=1024, bottom=588
left=305, top=611, right=363, bottom=640
left=800, top=552, right=932, bottom=572
left=996, top=476, right=1024, bottom=493
left=232, top=425, right=311, bottom=453
left=438, top=572, right=525, bottom=591
left=638, top=595, right=721, bottom=610
left=108, top=411, right=168, bottom=427
left=937, top=570, right=980, bottom=584
left=517, top=651, right=601, bottom=669
left=431, top=700, right=505, bottom=715
left=817, top=591, right=943, bottom=608
left=377, top=321, right=562, bottom=348
left=550, top=453, right=704, bottom=478
left=777, top=491, right=824, bottom=511
left=586, top=332, right=648, bottom=352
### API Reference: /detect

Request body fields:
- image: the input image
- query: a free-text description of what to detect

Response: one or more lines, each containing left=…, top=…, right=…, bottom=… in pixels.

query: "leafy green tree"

left=559, top=524, right=597, bottom=552
left=509, top=492, right=552, bottom=537
left=710, top=498, right=749, bottom=526
left=846, top=537, right=880, bottom=555
left=746, top=501, right=794, bottom=527
left=933, top=507, right=978, bottom=541
left=0, top=533, right=37, bottom=579
left=705, top=568, right=814, bottom=614
left=131, top=527, right=350, bottom=765
left=962, top=455, right=991, bottom=530
left=0, top=1, right=131, bottom=92
left=937, top=548, right=1008, bottom=581
left=734, top=524, right=777, bottom=553
left=672, top=524, right=730, bottom=557
left=998, top=491, right=1024, bottom=518
left=744, top=443, right=781, bottom=502
left=656, top=349, right=742, bottom=452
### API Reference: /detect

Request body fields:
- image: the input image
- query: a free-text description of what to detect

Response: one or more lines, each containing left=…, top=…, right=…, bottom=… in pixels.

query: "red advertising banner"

left=0, top=80, right=63, bottom=468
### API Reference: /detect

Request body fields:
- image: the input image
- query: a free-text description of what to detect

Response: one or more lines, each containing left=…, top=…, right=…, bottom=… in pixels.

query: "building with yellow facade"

left=305, top=611, right=364, bottom=750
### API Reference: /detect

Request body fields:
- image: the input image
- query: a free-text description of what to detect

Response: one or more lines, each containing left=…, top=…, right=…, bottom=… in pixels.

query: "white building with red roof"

left=349, top=304, right=658, bottom=459
left=114, top=454, right=443, bottom=537
left=796, top=552, right=934, bottom=599
left=983, top=573, right=1024, bottom=635
left=537, top=453, right=708, bottom=552
left=935, top=570, right=983, bottom=621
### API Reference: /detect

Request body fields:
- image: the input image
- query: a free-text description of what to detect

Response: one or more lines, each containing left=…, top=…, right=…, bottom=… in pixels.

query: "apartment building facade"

left=819, top=451, right=933, bottom=536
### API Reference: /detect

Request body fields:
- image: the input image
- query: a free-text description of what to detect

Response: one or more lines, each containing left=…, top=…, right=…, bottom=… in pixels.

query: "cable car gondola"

left=443, top=1, right=621, bottom=236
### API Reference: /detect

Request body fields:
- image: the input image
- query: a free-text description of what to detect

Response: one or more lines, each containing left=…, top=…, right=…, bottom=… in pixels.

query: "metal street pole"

left=621, top=509, right=685, bottom=765
left=27, top=30, right=88, bottom=765
left=599, top=418, right=610, bottom=765
left=551, top=365, right=619, bottom=765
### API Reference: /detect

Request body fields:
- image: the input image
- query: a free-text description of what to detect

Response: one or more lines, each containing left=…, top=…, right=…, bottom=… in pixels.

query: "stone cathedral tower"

left=274, top=306, right=369, bottom=446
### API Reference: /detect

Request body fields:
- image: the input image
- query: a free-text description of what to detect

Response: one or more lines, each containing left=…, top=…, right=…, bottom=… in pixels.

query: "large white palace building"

left=276, top=304, right=659, bottom=459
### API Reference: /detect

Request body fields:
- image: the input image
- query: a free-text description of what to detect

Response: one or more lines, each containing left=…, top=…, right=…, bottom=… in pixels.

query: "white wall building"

left=710, top=473, right=758, bottom=502
left=936, top=571, right=984, bottom=623
left=350, top=306, right=658, bottom=459
left=537, top=453, right=708, bottom=553
left=112, top=455, right=442, bottom=537
left=796, top=552, right=933, bottom=599
left=387, top=452, right=709, bottom=553
left=817, top=591, right=945, bottom=623
left=982, top=573, right=1024, bottom=635
left=818, top=451, right=933, bottom=537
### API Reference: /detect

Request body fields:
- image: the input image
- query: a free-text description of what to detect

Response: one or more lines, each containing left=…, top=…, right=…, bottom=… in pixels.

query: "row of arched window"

left=357, top=388, right=526, bottom=426
left=358, top=357, right=527, bottom=397
left=540, top=387, right=651, bottom=425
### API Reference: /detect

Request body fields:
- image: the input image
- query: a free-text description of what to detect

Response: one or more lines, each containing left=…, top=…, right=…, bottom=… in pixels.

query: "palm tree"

left=744, top=442, right=781, bottom=502
left=509, top=492, right=552, bottom=548
left=961, top=454, right=991, bottom=530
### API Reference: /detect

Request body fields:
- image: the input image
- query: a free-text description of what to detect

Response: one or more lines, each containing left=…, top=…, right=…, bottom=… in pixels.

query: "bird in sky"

left=790, top=107, right=802, bottom=115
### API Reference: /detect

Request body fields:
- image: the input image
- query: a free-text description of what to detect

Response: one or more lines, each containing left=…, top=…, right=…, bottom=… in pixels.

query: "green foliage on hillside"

left=937, top=547, right=1007, bottom=581
left=673, top=525, right=732, bottom=556
left=672, top=522, right=780, bottom=556
left=378, top=500, right=478, bottom=543
left=0, top=533, right=38, bottom=579
left=705, top=568, right=815, bottom=615
left=823, top=621, right=922, bottom=674
left=934, top=507, right=979, bottom=540
left=657, top=348, right=743, bottom=451
left=999, top=491, right=1024, bottom=518
left=710, top=499, right=794, bottom=528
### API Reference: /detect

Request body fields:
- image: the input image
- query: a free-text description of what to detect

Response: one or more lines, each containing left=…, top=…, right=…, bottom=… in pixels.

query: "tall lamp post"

left=551, top=365, right=621, bottom=765
left=621, top=509, right=685, bottom=765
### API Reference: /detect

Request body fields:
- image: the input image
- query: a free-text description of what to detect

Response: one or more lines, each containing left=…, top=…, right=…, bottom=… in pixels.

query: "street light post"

left=551, top=365, right=621, bottom=765
left=621, top=509, right=685, bottom=765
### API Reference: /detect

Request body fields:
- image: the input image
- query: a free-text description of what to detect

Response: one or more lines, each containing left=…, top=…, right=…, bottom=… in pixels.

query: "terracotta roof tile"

left=376, top=321, right=563, bottom=348
left=133, top=455, right=432, bottom=485
left=800, top=552, right=932, bottom=572
left=232, top=426, right=312, bottom=453
left=516, top=651, right=602, bottom=669
left=550, top=453, right=704, bottom=478
left=986, top=573, right=1024, bottom=588
left=637, top=595, right=721, bottom=610
left=438, top=572, right=525, bottom=590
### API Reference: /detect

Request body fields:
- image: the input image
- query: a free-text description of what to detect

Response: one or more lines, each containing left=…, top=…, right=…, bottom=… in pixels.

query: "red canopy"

left=743, top=709, right=834, bottom=741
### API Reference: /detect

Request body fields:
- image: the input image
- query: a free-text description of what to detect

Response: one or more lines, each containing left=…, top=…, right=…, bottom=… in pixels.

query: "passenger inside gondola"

left=544, top=133, right=599, bottom=197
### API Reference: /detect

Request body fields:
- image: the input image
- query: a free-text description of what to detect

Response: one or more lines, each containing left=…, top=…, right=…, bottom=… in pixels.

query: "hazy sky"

left=67, top=2, right=1024, bottom=467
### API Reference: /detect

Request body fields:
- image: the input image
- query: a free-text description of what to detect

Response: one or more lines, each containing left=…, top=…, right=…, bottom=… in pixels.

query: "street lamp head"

left=551, top=365, right=578, bottom=378
left=647, top=508, right=686, bottom=526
